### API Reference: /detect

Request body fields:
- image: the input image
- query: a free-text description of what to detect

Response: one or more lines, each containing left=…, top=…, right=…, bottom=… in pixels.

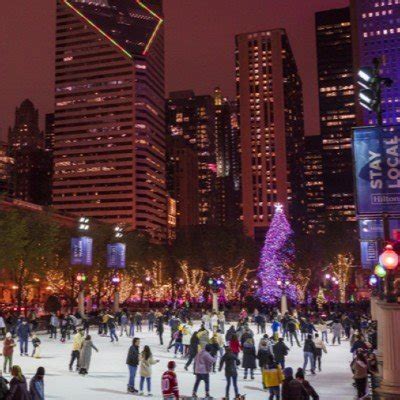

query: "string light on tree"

left=257, top=203, right=297, bottom=304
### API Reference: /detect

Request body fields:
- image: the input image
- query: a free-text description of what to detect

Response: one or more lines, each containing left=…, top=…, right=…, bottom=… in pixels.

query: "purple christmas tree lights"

left=257, top=203, right=297, bottom=304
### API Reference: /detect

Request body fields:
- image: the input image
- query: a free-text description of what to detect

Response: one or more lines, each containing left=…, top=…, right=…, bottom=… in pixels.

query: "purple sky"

left=0, top=0, right=348, bottom=140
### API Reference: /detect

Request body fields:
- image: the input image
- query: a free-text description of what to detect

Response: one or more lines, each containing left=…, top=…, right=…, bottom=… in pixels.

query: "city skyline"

left=0, top=0, right=348, bottom=139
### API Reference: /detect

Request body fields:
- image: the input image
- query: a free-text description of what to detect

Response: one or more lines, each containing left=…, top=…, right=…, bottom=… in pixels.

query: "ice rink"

left=1, top=322, right=355, bottom=399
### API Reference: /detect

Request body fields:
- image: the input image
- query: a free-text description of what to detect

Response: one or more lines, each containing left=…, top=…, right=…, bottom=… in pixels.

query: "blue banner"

left=359, top=219, right=384, bottom=240
left=360, top=240, right=379, bottom=268
left=71, top=237, right=93, bottom=266
left=107, top=243, right=126, bottom=269
left=353, top=126, right=400, bottom=215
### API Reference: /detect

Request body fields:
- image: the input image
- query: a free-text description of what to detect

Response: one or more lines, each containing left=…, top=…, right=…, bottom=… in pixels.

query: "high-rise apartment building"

left=316, top=7, right=356, bottom=223
left=351, top=0, right=400, bottom=125
left=52, top=0, right=166, bottom=241
left=166, top=135, right=199, bottom=227
left=45, top=113, right=55, bottom=151
left=235, top=29, right=306, bottom=241
left=214, top=88, right=240, bottom=224
left=7, top=99, right=52, bottom=205
left=304, top=135, right=325, bottom=234
left=166, top=91, right=216, bottom=225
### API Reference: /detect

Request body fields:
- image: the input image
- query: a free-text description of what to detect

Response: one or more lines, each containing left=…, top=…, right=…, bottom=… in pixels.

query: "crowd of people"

left=0, top=305, right=378, bottom=399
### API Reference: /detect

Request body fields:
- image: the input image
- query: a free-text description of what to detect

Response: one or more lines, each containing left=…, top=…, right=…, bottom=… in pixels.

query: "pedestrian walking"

left=29, top=367, right=45, bottom=400
left=314, top=334, right=327, bottom=372
left=229, top=334, right=241, bottom=356
left=351, top=351, right=368, bottom=399
left=17, top=320, right=31, bottom=356
left=303, top=334, right=316, bottom=375
left=162, top=361, right=180, bottom=400
left=108, top=317, right=119, bottom=343
left=69, top=329, right=85, bottom=372
left=192, top=344, right=215, bottom=398
left=184, top=330, right=200, bottom=371
left=282, top=367, right=308, bottom=400
left=7, top=365, right=30, bottom=400
left=156, top=316, right=164, bottom=345
left=79, top=335, right=99, bottom=375
left=0, top=371, right=8, bottom=400
left=139, top=345, right=159, bottom=396
left=295, top=368, right=319, bottom=400
left=219, top=346, right=241, bottom=399
left=129, top=312, right=135, bottom=337
left=2, top=333, right=15, bottom=374
left=49, top=313, right=59, bottom=339
left=262, top=355, right=285, bottom=400
left=242, top=338, right=256, bottom=380
left=126, top=337, right=140, bottom=393
left=273, top=337, right=289, bottom=369
left=331, top=320, right=343, bottom=345
left=148, top=310, right=155, bottom=332
left=287, top=318, right=301, bottom=347
left=31, top=335, right=41, bottom=358
left=135, top=312, right=143, bottom=332
left=120, top=312, right=129, bottom=337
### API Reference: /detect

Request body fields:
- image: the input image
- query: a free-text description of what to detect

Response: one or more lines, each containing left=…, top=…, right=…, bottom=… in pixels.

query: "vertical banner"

left=360, top=240, right=379, bottom=268
left=353, top=126, right=400, bottom=214
left=107, top=243, right=126, bottom=269
left=71, top=236, right=93, bottom=266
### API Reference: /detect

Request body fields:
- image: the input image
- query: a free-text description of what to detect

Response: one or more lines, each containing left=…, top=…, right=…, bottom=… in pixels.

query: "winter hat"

left=283, top=367, right=293, bottom=378
left=167, top=361, right=176, bottom=370
left=36, top=367, right=45, bottom=377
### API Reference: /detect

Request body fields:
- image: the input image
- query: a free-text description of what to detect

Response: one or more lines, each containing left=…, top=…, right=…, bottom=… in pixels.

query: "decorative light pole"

left=277, top=279, right=290, bottom=314
left=208, top=277, right=223, bottom=312
left=110, top=225, right=125, bottom=312
left=76, top=217, right=90, bottom=317
left=379, top=244, right=399, bottom=303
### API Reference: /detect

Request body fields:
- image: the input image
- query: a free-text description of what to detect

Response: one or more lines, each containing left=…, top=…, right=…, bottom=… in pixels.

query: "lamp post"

left=277, top=279, right=290, bottom=314
left=379, top=244, right=399, bottom=303
left=111, top=225, right=124, bottom=312
left=77, top=217, right=90, bottom=317
left=208, top=277, right=223, bottom=312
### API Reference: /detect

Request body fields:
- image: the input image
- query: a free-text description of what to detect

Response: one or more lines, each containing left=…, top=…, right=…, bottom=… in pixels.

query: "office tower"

left=0, top=142, right=13, bottom=195
left=166, top=135, right=199, bottom=227
left=214, top=87, right=240, bottom=224
left=52, top=0, right=166, bottom=241
left=351, top=0, right=400, bottom=125
left=166, top=90, right=216, bottom=225
left=45, top=113, right=55, bottom=151
left=316, top=7, right=356, bottom=223
left=167, top=196, right=177, bottom=242
left=235, top=29, right=306, bottom=241
left=304, top=135, right=325, bottom=234
left=7, top=99, right=52, bottom=205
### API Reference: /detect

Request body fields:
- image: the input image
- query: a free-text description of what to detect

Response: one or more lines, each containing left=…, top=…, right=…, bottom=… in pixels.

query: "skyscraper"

left=351, top=0, right=400, bottom=125
left=304, top=135, right=325, bottom=234
left=7, top=99, right=52, bottom=205
left=166, top=135, right=199, bottom=227
left=166, top=90, right=217, bottom=225
left=0, top=142, right=13, bottom=195
left=316, top=7, right=356, bottom=222
left=52, top=0, right=166, bottom=241
left=235, top=29, right=306, bottom=241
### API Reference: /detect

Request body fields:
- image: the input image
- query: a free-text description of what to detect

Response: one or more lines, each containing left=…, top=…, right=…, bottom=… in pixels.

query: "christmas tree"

left=257, top=203, right=297, bottom=304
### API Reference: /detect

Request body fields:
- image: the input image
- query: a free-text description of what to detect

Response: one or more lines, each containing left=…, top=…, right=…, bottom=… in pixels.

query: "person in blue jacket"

left=29, top=367, right=45, bottom=400
left=17, top=319, right=31, bottom=356
left=271, top=319, right=281, bottom=342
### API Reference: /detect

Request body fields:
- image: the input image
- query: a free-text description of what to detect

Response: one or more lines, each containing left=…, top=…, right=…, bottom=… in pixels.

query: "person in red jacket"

left=162, top=361, right=179, bottom=400
left=229, top=334, right=241, bottom=356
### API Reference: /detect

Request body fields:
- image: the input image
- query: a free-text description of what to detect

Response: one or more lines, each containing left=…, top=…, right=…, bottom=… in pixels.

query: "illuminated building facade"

left=351, top=0, right=400, bottom=125
left=52, top=0, right=167, bottom=241
left=0, top=142, right=13, bottom=195
left=304, top=135, right=325, bottom=234
left=236, top=29, right=306, bottom=241
left=316, top=7, right=356, bottom=222
left=167, top=196, right=177, bottom=242
left=166, top=91, right=217, bottom=225
left=7, top=99, right=52, bottom=205
left=214, top=88, right=240, bottom=224
left=166, top=135, right=199, bottom=227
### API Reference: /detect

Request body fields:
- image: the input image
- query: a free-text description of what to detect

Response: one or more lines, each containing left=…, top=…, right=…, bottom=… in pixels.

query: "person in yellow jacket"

left=262, top=356, right=285, bottom=400
left=69, top=329, right=85, bottom=371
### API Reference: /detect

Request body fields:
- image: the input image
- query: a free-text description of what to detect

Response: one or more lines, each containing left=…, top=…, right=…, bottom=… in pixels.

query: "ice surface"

left=1, top=322, right=355, bottom=399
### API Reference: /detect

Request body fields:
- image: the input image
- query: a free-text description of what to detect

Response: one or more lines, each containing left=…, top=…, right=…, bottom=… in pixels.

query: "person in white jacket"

left=182, top=323, right=193, bottom=357
left=314, top=333, right=327, bottom=371
left=139, top=345, right=159, bottom=396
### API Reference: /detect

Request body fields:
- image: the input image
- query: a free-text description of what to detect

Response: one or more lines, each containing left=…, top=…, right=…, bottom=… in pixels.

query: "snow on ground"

left=1, top=323, right=355, bottom=399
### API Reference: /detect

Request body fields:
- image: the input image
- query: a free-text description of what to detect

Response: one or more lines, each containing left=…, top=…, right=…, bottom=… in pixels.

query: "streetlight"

left=207, top=277, right=224, bottom=312
left=379, top=244, right=399, bottom=302
left=357, top=57, right=393, bottom=125
left=277, top=279, right=290, bottom=314
left=114, top=225, right=123, bottom=238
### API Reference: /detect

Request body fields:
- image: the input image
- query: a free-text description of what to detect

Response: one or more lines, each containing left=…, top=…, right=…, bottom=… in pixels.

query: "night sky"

left=0, top=0, right=348, bottom=140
